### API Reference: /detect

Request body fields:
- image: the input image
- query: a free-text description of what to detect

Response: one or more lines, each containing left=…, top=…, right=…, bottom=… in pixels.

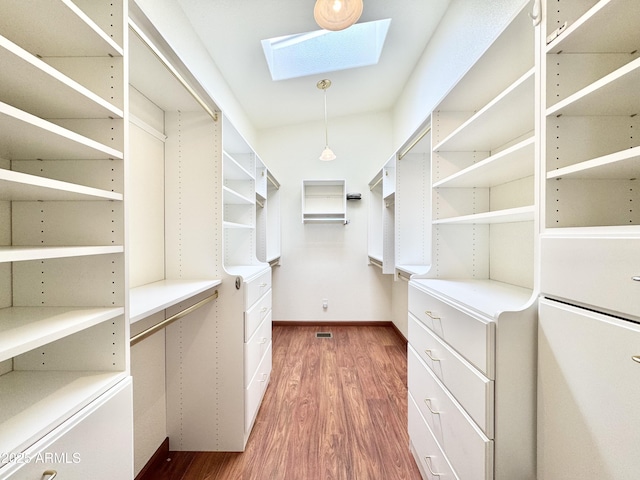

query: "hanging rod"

left=130, top=290, right=218, bottom=346
left=397, top=270, right=411, bottom=282
left=129, top=19, right=220, bottom=122
left=398, top=125, right=432, bottom=160
left=267, top=172, right=281, bottom=189
left=369, top=175, right=383, bottom=191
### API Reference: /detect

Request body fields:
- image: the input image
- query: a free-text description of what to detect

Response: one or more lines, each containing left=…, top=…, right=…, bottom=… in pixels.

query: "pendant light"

left=317, top=79, right=336, bottom=161
left=314, top=0, right=363, bottom=32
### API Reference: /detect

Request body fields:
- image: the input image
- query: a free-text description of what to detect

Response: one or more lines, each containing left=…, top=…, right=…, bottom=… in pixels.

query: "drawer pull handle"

left=424, top=398, right=440, bottom=415
left=259, top=373, right=268, bottom=382
left=633, top=276, right=640, bottom=282
left=42, top=472, right=57, bottom=480
left=261, top=307, right=268, bottom=313
left=261, top=337, right=268, bottom=345
left=425, top=310, right=440, bottom=320
left=632, top=356, right=640, bottom=364
left=260, top=283, right=268, bottom=287
left=424, top=349, right=440, bottom=362
left=424, top=456, right=443, bottom=477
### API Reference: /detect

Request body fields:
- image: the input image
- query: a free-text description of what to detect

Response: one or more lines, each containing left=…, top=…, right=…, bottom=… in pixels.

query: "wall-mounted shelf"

left=302, top=179, right=347, bottom=224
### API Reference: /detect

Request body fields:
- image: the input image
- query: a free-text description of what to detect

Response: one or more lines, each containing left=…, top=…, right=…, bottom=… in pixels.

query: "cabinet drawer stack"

left=243, top=269, right=272, bottom=432
left=408, top=280, right=536, bottom=480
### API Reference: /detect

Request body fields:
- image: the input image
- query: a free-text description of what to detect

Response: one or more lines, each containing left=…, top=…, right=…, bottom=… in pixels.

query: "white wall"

left=258, top=112, right=394, bottom=322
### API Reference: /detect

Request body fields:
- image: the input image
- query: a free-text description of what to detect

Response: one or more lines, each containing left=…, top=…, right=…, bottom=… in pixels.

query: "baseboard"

left=272, top=320, right=408, bottom=343
left=135, top=437, right=169, bottom=480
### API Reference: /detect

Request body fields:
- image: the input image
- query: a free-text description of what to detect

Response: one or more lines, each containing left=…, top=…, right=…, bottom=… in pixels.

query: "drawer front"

left=244, top=269, right=271, bottom=309
left=408, top=393, right=459, bottom=480
left=244, top=312, right=272, bottom=387
left=541, top=235, right=640, bottom=319
left=408, top=346, right=493, bottom=480
left=409, top=313, right=494, bottom=438
left=538, top=298, right=640, bottom=480
left=245, top=342, right=272, bottom=433
left=409, top=284, right=494, bottom=377
left=3, top=379, right=132, bottom=479
left=245, top=289, right=272, bottom=341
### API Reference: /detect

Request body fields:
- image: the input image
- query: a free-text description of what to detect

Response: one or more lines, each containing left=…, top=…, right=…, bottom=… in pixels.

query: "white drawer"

left=245, top=289, right=271, bottom=341
left=244, top=311, right=272, bottom=387
left=541, top=235, right=640, bottom=319
left=409, top=313, right=494, bottom=438
left=409, top=283, right=495, bottom=377
left=409, top=392, right=459, bottom=480
left=245, top=342, right=272, bottom=433
left=2, top=379, right=133, bottom=480
left=408, top=346, right=493, bottom=480
left=244, top=269, right=271, bottom=309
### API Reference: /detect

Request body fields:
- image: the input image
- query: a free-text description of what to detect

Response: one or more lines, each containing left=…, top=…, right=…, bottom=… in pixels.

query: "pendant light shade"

left=314, top=0, right=363, bottom=31
left=317, top=79, right=336, bottom=161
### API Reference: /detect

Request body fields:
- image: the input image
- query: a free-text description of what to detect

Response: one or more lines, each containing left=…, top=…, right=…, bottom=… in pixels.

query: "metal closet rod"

left=130, top=290, right=219, bottom=346
left=129, top=19, right=220, bottom=123
left=398, top=125, right=432, bottom=160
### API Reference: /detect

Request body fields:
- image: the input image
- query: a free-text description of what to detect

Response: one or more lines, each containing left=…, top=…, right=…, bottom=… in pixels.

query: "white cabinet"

left=2, top=379, right=133, bottom=480
left=538, top=4, right=640, bottom=477
left=0, top=1, right=132, bottom=477
left=537, top=299, right=640, bottom=480
left=408, top=280, right=536, bottom=480
left=407, top=4, right=538, bottom=479
left=301, top=179, right=347, bottom=223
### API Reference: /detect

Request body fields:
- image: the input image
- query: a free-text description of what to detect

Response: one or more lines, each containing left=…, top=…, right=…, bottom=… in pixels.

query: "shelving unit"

left=0, top=1, right=132, bottom=477
left=538, top=2, right=640, bottom=478
left=301, top=179, right=347, bottom=223
left=408, top=4, right=538, bottom=480
left=368, top=156, right=396, bottom=273
left=257, top=171, right=282, bottom=266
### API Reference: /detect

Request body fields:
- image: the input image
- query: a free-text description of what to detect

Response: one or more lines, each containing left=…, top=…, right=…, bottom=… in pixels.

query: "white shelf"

left=302, top=215, right=347, bottom=223
left=223, top=186, right=255, bottom=205
left=0, top=169, right=122, bottom=201
left=130, top=279, right=221, bottom=324
left=0, top=0, right=123, bottom=57
left=434, top=69, right=535, bottom=152
left=224, top=264, right=270, bottom=281
left=0, top=101, right=123, bottom=160
left=411, top=278, right=534, bottom=319
left=0, top=307, right=124, bottom=362
left=547, top=56, right=640, bottom=116
left=434, top=137, right=535, bottom=188
left=434, top=206, right=535, bottom=225
left=547, top=0, right=640, bottom=54
left=396, top=264, right=430, bottom=277
left=224, top=221, right=254, bottom=229
left=0, top=245, right=123, bottom=263
left=223, top=151, right=255, bottom=180
left=0, top=370, right=126, bottom=457
left=0, top=34, right=123, bottom=120
left=547, top=146, right=640, bottom=180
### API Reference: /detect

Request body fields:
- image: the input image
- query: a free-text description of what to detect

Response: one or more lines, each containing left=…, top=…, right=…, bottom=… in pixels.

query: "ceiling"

left=175, top=0, right=452, bottom=130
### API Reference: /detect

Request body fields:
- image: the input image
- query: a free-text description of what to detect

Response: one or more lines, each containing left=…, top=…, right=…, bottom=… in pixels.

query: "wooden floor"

left=145, top=325, right=422, bottom=480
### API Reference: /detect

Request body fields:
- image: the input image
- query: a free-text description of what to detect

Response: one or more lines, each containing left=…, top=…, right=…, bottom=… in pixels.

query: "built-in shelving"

left=0, top=0, right=130, bottom=474
left=544, top=0, right=640, bottom=230
left=408, top=5, right=538, bottom=479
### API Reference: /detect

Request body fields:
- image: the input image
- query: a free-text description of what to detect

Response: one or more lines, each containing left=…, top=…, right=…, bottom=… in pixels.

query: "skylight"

left=261, top=19, right=391, bottom=81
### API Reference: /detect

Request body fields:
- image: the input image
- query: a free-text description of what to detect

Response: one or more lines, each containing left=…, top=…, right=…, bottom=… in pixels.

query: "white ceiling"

left=175, top=0, right=452, bottom=130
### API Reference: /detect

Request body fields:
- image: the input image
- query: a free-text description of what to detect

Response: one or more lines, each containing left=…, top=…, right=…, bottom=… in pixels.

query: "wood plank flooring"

left=145, top=325, right=422, bottom=480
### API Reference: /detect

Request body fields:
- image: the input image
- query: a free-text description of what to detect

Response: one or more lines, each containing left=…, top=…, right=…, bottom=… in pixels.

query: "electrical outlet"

left=322, top=298, right=328, bottom=309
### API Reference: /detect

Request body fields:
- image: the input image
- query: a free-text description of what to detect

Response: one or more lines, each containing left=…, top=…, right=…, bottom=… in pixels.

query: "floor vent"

left=316, top=332, right=333, bottom=338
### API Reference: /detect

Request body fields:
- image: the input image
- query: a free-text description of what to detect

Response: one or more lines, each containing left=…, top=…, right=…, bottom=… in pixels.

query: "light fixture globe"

left=319, top=147, right=337, bottom=162
left=314, top=0, right=363, bottom=31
